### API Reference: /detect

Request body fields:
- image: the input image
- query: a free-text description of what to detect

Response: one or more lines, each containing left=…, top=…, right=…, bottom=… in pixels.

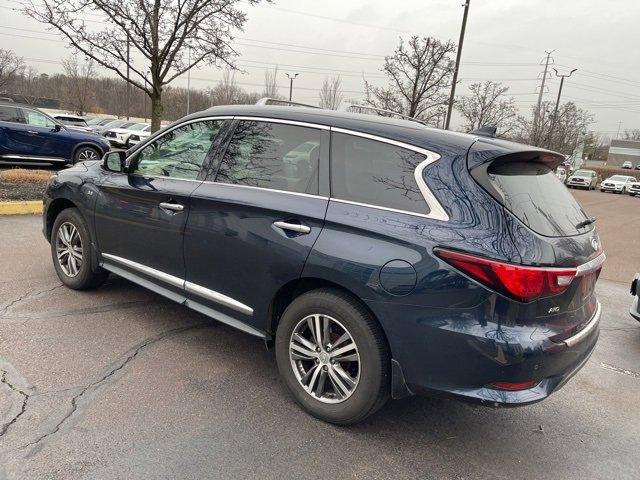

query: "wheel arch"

left=45, top=198, right=79, bottom=241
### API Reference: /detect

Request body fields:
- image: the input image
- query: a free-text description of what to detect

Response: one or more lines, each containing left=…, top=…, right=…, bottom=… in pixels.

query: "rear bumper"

left=374, top=299, right=601, bottom=406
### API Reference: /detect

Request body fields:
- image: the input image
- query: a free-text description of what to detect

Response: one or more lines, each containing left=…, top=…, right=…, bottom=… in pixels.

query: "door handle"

left=159, top=202, right=184, bottom=212
left=273, top=221, right=311, bottom=234
left=27, top=130, right=39, bottom=135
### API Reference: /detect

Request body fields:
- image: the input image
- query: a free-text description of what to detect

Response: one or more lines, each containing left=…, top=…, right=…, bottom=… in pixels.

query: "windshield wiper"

left=576, top=217, right=596, bottom=229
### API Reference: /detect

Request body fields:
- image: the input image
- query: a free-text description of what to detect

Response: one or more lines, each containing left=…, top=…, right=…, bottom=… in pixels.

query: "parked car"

left=85, top=117, right=116, bottom=134
left=622, top=161, right=633, bottom=169
left=555, top=166, right=567, bottom=183
left=104, top=123, right=150, bottom=148
left=0, top=101, right=110, bottom=165
left=52, top=114, right=93, bottom=133
left=636, top=164, right=640, bottom=170
left=95, top=119, right=136, bottom=135
left=631, top=274, right=640, bottom=322
left=126, top=130, right=152, bottom=147
left=43, top=104, right=605, bottom=424
left=600, top=175, right=637, bottom=194
left=566, top=169, right=598, bottom=190
left=628, top=181, right=640, bottom=197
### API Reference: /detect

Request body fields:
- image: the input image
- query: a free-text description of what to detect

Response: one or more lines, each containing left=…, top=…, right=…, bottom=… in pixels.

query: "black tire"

left=51, top=207, right=109, bottom=290
left=275, top=288, right=390, bottom=425
left=73, top=145, right=101, bottom=164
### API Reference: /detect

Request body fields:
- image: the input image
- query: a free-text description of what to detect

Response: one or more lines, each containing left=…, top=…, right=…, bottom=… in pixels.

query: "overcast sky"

left=2, top=0, right=639, bottom=136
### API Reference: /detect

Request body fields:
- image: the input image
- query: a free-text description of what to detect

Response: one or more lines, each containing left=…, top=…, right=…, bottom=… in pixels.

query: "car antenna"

left=575, top=217, right=596, bottom=229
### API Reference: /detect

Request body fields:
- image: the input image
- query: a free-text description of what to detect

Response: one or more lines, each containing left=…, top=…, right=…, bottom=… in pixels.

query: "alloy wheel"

left=55, top=222, right=83, bottom=277
left=78, top=148, right=99, bottom=161
left=289, top=314, right=360, bottom=404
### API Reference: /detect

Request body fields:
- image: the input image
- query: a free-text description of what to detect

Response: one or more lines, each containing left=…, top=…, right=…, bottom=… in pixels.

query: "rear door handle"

left=273, top=221, right=311, bottom=234
left=27, top=130, right=39, bottom=135
left=159, top=202, right=184, bottom=212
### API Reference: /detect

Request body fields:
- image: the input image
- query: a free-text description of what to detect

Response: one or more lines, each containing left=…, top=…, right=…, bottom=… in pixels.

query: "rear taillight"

left=434, top=248, right=577, bottom=303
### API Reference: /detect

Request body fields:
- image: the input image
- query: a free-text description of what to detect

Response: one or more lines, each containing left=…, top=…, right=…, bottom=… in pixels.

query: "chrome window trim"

left=329, top=127, right=449, bottom=222
left=198, top=180, right=329, bottom=200
left=234, top=116, right=330, bottom=130
left=101, top=253, right=254, bottom=316
left=1, top=154, right=66, bottom=162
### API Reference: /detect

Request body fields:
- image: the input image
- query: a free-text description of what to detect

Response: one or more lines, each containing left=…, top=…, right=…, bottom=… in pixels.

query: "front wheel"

left=73, top=146, right=101, bottom=164
left=51, top=208, right=109, bottom=290
left=275, top=289, right=390, bottom=425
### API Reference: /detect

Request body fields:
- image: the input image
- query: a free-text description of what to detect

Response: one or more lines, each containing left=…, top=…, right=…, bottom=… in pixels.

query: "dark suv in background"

left=42, top=104, right=604, bottom=424
left=0, top=101, right=109, bottom=166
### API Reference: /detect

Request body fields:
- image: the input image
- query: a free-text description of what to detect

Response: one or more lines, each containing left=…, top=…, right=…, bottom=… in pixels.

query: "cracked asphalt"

left=1, top=189, right=640, bottom=480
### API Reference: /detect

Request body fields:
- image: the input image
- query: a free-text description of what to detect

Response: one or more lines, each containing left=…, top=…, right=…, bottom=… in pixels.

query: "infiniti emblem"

left=591, top=238, right=599, bottom=251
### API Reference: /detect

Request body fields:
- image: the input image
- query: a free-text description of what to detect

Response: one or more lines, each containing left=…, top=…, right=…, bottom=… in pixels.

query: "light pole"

left=445, top=0, right=471, bottom=130
left=286, top=73, right=298, bottom=101
left=186, top=46, right=191, bottom=115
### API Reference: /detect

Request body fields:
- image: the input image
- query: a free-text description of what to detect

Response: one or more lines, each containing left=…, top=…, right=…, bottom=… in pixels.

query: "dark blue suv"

left=0, top=102, right=110, bottom=166
left=42, top=104, right=604, bottom=424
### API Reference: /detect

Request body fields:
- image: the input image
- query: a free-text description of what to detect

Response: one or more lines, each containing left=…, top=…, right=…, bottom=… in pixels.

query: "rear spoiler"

left=467, top=137, right=565, bottom=170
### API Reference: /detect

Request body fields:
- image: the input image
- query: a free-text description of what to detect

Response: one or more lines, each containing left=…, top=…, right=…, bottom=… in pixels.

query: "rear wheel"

left=73, top=146, right=101, bottom=164
left=275, top=288, right=390, bottom=425
left=51, top=208, right=109, bottom=290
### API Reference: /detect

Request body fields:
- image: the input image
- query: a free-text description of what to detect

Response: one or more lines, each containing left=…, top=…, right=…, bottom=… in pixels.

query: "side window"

left=132, top=120, right=222, bottom=180
left=0, top=106, right=24, bottom=123
left=330, top=132, right=430, bottom=215
left=23, top=109, right=56, bottom=128
left=215, top=121, right=321, bottom=195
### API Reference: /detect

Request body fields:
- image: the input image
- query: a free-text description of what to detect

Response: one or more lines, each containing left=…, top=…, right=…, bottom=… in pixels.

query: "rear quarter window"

left=330, top=132, right=430, bottom=215
left=483, top=161, right=591, bottom=237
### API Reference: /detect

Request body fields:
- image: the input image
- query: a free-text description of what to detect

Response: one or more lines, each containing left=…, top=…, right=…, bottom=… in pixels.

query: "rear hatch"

left=465, top=139, right=604, bottom=341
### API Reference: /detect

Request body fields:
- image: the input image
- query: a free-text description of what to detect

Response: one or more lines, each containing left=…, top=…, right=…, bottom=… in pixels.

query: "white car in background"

left=628, top=180, right=640, bottom=197
left=555, top=166, right=567, bottom=183
left=622, top=161, right=633, bottom=169
left=127, top=128, right=152, bottom=147
left=104, top=122, right=150, bottom=148
left=601, top=175, right=638, bottom=194
left=566, top=169, right=598, bottom=190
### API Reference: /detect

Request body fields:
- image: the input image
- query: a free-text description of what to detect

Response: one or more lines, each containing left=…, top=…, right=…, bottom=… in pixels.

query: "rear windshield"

left=486, top=161, right=592, bottom=237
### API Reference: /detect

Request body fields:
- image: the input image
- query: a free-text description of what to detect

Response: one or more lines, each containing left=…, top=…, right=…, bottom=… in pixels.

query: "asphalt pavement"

left=0, top=190, right=639, bottom=480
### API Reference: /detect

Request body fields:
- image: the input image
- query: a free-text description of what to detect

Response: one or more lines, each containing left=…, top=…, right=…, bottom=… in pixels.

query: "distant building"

left=607, top=139, right=640, bottom=167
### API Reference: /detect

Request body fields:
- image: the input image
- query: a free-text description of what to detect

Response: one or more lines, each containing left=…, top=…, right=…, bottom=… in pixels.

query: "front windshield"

left=608, top=175, right=627, bottom=181
left=129, top=123, right=149, bottom=131
left=573, top=170, right=593, bottom=178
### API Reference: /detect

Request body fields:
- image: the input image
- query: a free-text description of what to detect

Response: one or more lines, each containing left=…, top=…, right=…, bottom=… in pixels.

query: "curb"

left=0, top=200, right=42, bottom=215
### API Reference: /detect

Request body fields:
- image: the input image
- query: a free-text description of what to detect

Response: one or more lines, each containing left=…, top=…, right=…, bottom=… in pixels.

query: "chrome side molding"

left=101, top=253, right=253, bottom=316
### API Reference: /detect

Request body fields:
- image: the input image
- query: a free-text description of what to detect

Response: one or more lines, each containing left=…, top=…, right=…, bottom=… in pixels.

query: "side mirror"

left=53, top=124, right=62, bottom=132
left=103, top=150, right=127, bottom=173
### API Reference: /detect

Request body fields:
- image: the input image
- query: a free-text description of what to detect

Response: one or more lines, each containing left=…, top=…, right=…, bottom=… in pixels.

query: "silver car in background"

left=566, top=169, right=598, bottom=190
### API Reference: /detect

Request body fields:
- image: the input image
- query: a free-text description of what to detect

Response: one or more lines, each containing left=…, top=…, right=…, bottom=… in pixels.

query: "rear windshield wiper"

left=576, top=217, right=596, bottom=229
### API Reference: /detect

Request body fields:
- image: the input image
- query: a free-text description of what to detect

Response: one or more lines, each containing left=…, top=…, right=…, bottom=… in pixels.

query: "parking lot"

left=0, top=189, right=639, bottom=480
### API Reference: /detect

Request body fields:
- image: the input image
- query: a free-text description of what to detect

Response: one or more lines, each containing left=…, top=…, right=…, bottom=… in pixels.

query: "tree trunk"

left=150, top=87, right=163, bottom=133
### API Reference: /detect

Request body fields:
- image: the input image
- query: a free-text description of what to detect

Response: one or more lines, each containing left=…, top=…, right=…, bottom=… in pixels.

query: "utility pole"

left=546, top=67, right=576, bottom=147
left=445, top=0, right=471, bottom=130
left=616, top=120, right=622, bottom=138
left=535, top=50, right=554, bottom=122
left=126, top=39, right=130, bottom=120
left=186, top=46, right=191, bottom=115
left=286, top=73, right=298, bottom=101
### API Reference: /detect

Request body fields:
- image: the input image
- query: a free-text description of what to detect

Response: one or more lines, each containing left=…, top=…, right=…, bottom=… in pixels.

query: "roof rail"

left=338, top=102, right=428, bottom=126
left=255, top=97, right=319, bottom=109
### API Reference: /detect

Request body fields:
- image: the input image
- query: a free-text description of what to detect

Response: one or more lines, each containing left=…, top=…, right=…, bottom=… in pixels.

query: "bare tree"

left=622, top=129, right=640, bottom=141
left=514, top=101, right=593, bottom=154
left=0, top=49, right=25, bottom=92
left=262, top=66, right=280, bottom=98
left=23, top=0, right=264, bottom=131
left=62, top=56, right=96, bottom=116
left=364, top=36, right=456, bottom=124
left=456, top=81, right=518, bottom=135
left=319, top=76, right=343, bottom=109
